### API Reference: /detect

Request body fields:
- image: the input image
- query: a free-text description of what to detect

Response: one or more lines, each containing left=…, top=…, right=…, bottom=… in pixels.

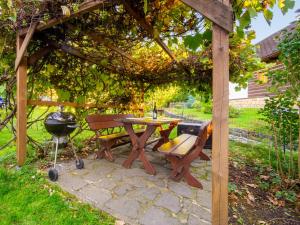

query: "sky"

left=252, top=1, right=300, bottom=44
left=230, top=2, right=300, bottom=100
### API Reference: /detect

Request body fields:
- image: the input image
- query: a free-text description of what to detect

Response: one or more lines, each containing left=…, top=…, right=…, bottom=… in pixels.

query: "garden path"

left=55, top=143, right=212, bottom=225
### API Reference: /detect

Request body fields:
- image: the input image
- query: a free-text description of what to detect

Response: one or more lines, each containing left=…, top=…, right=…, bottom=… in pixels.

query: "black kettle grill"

left=44, top=107, right=84, bottom=181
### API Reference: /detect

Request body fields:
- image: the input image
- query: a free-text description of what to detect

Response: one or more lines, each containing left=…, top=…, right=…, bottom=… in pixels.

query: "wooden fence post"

left=212, top=0, right=230, bottom=224
left=16, top=35, right=28, bottom=166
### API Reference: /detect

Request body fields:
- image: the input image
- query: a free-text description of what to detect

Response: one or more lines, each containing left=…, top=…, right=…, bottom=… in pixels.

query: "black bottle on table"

left=152, top=102, right=157, bottom=119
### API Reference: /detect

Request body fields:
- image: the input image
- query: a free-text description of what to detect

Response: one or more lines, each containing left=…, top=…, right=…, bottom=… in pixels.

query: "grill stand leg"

left=69, top=137, right=79, bottom=160
left=53, top=138, right=59, bottom=169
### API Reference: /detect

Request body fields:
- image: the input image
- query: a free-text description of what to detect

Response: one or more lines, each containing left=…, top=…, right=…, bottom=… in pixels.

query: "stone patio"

left=54, top=143, right=212, bottom=225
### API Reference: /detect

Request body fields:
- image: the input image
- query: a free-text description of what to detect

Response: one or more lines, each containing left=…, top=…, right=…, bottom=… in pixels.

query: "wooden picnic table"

left=117, top=117, right=182, bottom=175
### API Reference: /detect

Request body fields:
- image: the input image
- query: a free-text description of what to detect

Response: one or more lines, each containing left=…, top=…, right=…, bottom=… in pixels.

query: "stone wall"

left=229, top=97, right=267, bottom=109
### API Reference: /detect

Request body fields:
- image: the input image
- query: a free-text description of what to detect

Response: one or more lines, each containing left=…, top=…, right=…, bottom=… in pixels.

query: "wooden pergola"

left=15, top=0, right=233, bottom=224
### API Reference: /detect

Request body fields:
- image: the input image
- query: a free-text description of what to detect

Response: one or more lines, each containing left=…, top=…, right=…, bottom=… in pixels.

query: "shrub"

left=192, top=100, right=201, bottom=109
left=229, top=106, right=241, bottom=118
left=259, top=95, right=299, bottom=178
left=202, top=102, right=212, bottom=114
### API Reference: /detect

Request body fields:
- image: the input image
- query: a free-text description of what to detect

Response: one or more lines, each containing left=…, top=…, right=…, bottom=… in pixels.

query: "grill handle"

left=67, top=124, right=79, bottom=129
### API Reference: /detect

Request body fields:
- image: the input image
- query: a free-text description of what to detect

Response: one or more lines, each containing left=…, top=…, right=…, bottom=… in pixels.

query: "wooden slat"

left=172, top=135, right=197, bottom=156
left=16, top=35, right=28, bottom=166
left=27, top=99, right=106, bottom=108
left=86, top=114, right=133, bottom=123
left=158, top=134, right=191, bottom=154
left=99, top=129, right=144, bottom=140
left=88, top=33, right=147, bottom=69
left=88, top=121, right=125, bottom=130
left=28, top=46, right=53, bottom=66
left=15, top=22, right=38, bottom=70
left=121, top=0, right=177, bottom=62
left=19, top=0, right=108, bottom=37
left=180, top=0, right=233, bottom=32
left=119, top=117, right=182, bottom=126
left=212, top=0, right=230, bottom=224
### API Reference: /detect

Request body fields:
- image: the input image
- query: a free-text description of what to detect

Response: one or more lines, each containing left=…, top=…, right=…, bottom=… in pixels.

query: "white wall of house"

left=229, top=82, right=248, bottom=100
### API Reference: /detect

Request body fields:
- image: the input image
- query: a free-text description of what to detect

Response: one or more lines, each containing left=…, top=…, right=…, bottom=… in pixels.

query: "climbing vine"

left=0, top=0, right=296, bottom=150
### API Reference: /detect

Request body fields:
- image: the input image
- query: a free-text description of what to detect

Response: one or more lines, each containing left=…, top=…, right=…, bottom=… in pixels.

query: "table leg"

left=152, top=122, right=177, bottom=151
left=122, top=124, right=157, bottom=175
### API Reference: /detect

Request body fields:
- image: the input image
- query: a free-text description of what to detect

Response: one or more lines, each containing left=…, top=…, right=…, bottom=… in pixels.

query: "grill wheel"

left=48, top=168, right=58, bottom=181
left=75, top=158, right=84, bottom=169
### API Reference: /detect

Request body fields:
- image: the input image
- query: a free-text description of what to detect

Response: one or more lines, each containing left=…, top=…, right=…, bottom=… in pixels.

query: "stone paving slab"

left=54, top=143, right=212, bottom=225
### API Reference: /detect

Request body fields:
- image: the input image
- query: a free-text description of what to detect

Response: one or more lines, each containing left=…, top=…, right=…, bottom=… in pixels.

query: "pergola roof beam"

left=121, top=0, right=177, bottom=62
left=50, top=41, right=122, bottom=75
left=15, top=22, right=38, bottom=70
left=180, top=0, right=233, bottom=32
left=88, top=33, right=147, bottom=70
left=19, top=0, right=108, bottom=37
left=28, top=46, right=53, bottom=66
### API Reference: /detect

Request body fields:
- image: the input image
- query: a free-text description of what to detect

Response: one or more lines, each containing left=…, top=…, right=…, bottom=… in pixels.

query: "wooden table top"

left=116, top=117, right=182, bottom=126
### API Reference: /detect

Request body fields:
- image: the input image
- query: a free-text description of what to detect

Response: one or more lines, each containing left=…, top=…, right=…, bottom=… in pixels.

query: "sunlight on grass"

left=0, top=165, right=115, bottom=225
left=168, top=107, right=269, bottom=134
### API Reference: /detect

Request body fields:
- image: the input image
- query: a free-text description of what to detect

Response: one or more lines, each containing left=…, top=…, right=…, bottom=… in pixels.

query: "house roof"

left=256, top=22, right=297, bottom=62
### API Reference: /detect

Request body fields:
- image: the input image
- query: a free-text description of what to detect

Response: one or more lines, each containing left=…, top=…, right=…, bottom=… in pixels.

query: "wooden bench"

left=86, top=114, right=144, bottom=162
left=158, top=121, right=212, bottom=188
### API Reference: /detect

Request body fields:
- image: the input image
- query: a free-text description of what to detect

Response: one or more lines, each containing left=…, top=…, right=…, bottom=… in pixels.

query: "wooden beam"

left=19, top=0, right=108, bottom=37
left=121, top=0, right=177, bottom=62
left=27, top=100, right=103, bottom=108
left=211, top=0, right=230, bottom=224
left=88, top=33, right=147, bottom=69
left=16, top=35, right=28, bottom=166
left=15, top=22, right=38, bottom=70
left=180, top=0, right=233, bottom=32
left=48, top=41, right=122, bottom=74
left=27, top=100, right=143, bottom=111
left=28, top=46, right=53, bottom=66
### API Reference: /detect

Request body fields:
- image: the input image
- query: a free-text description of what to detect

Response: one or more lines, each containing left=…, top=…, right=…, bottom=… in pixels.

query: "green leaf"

left=239, top=11, right=251, bottom=28
left=57, top=89, right=70, bottom=101
left=143, top=0, right=148, bottom=14
left=183, top=33, right=202, bottom=51
left=202, top=30, right=212, bottom=42
left=280, top=0, right=295, bottom=14
left=263, top=9, right=273, bottom=25
left=76, top=96, right=85, bottom=104
left=248, top=8, right=257, bottom=18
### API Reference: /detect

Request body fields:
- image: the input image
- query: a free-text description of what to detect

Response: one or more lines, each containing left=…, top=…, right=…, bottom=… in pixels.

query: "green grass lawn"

left=0, top=107, right=114, bottom=225
left=168, top=107, right=269, bottom=134
left=0, top=165, right=115, bottom=225
left=229, top=141, right=298, bottom=175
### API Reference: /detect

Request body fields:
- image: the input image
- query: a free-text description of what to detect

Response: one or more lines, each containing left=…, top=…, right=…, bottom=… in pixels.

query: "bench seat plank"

left=98, top=129, right=145, bottom=141
left=171, top=135, right=197, bottom=156
left=158, top=133, right=192, bottom=154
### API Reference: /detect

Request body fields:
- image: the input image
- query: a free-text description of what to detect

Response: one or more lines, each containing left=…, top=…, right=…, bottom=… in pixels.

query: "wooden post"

left=16, top=35, right=28, bottom=166
left=212, top=0, right=230, bottom=224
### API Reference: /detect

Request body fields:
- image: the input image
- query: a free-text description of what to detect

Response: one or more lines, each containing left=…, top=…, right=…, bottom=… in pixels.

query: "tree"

left=264, top=19, right=300, bottom=178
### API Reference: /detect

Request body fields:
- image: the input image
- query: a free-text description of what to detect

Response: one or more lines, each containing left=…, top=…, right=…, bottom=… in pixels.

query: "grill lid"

left=45, top=111, right=76, bottom=124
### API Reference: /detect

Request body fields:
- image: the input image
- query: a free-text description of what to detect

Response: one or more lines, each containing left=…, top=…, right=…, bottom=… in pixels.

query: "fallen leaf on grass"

left=260, top=175, right=270, bottom=180
left=246, top=183, right=258, bottom=188
left=258, top=220, right=268, bottom=225
left=267, top=195, right=284, bottom=206
left=246, top=190, right=255, bottom=202
left=245, top=190, right=255, bottom=206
